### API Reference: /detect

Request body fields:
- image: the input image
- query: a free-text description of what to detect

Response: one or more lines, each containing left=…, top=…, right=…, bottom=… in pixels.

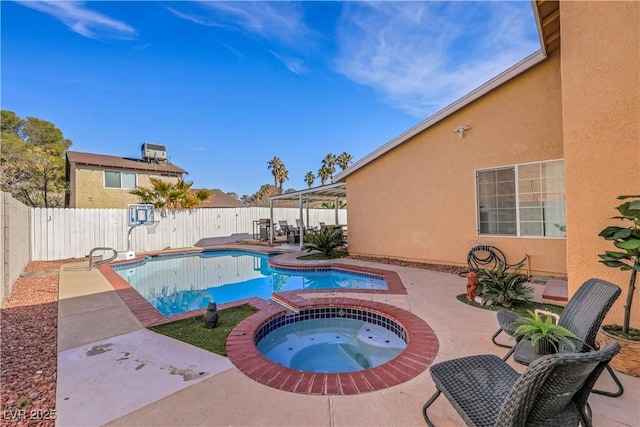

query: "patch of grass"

left=456, top=294, right=564, bottom=317
left=149, top=304, right=257, bottom=356
left=298, top=251, right=349, bottom=260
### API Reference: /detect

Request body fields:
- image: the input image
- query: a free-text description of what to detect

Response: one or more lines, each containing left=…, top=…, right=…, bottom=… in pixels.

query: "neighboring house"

left=334, top=2, right=639, bottom=326
left=194, top=189, right=246, bottom=208
left=65, top=150, right=187, bottom=208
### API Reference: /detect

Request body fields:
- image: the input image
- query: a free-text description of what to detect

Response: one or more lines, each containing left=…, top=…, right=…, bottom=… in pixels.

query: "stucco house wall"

left=346, top=51, right=566, bottom=276
left=560, top=2, right=640, bottom=327
left=71, top=166, right=181, bottom=208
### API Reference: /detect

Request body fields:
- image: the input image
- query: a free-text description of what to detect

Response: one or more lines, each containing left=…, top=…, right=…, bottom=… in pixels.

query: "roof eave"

left=269, top=182, right=347, bottom=202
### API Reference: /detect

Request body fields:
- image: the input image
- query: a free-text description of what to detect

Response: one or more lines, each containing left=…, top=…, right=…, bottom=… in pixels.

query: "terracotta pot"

left=597, top=327, right=640, bottom=377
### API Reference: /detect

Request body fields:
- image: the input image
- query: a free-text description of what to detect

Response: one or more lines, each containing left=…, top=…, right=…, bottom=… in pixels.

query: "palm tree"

left=267, top=156, right=284, bottom=189
left=321, top=153, right=338, bottom=183
left=318, top=165, right=331, bottom=185
left=337, top=152, right=353, bottom=171
left=129, top=178, right=210, bottom=216
left=277, top=165, right=289, bottom=190
left=304, top=171, right=316, bottom=188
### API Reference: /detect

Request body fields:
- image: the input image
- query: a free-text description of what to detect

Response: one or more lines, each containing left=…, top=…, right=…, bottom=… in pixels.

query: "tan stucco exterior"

left=69, top=166, right=180, bottom=208
left=344, top=2, right=640, bottom=328
left=346, top=51, right=566, bottom=276
left=560, top=2, right=640, bottom=327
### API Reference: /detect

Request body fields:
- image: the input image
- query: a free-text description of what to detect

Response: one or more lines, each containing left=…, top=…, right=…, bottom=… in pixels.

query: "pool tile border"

left=226, top=297, right=439, bottom=395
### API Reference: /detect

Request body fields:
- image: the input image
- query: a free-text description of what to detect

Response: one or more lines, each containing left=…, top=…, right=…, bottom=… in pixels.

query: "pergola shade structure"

left=268, top=182, right=346, bottom=249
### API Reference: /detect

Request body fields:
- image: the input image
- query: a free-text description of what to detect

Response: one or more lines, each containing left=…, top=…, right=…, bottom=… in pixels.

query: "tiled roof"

left=194, top=188, right=246, bottom=208
left=66, top=151, right=187, bottom=174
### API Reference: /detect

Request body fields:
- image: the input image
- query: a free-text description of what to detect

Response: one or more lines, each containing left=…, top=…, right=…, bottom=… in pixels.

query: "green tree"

left=337, top=152, right=353, bottom=171
left=130, top=177, right=210, bottom=216
left=321, top=153, right=338, bottom=183
left=318, top=165, right=331, bottom=185
left=277, top=165, right=289, bottom=190
left=321, top=200, right=347, bottom=209
left=267, top=156, right=288, bottom=191
left=304, top=171, right=316, bottom=188
left=250, top=184, right=280, bottom=207
left=0, top=110, right=72, bottom=207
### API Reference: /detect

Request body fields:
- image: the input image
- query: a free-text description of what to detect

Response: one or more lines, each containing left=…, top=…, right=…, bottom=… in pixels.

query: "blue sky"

left=2, top=1, right=540, bottom=197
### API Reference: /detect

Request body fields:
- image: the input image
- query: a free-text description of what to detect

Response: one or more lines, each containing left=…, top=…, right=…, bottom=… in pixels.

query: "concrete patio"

left=56, top=248, right=639, bottom=426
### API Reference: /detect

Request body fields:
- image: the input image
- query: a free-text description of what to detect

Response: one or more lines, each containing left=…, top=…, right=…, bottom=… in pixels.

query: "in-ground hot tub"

left=256, top=307, right=407, bottom=373
left=226, top=298, right=440, bottom=395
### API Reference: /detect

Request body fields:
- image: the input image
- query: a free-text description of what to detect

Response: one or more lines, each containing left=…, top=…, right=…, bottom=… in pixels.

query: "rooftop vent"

left=141, top=143, right=167, bottom=163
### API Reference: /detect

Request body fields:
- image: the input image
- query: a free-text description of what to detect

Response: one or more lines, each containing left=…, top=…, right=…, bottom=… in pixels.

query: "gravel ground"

left=1, top=260, right=76, bottom=427
left=349, top=255, right=468, bottom=275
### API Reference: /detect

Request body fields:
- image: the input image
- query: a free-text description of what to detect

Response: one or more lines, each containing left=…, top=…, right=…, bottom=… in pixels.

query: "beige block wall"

left=1, top=192, right=31, bottom=302
left=346, top=51, right=567, bottom=276
left=71, top=166, right=180, bottom=208
left=560, top=2, right=640, bottom=327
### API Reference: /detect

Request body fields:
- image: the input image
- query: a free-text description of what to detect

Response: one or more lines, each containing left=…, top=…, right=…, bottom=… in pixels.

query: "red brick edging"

left=226, top=296, right=439, bottom=395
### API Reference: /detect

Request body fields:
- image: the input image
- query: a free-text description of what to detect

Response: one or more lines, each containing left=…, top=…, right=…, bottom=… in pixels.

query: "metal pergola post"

left=269, top=199, right=274, bottom=245
left=299, top=194, right=304, bottom=250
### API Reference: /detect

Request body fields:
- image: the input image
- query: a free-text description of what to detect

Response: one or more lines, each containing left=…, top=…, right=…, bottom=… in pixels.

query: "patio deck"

left=56, top=246, right=639, bottom=426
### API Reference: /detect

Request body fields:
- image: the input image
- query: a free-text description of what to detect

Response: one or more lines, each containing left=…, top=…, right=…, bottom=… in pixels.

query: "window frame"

left=104, top=170, right=137, bottom=189
left=475, top=159, right=566, bottom=239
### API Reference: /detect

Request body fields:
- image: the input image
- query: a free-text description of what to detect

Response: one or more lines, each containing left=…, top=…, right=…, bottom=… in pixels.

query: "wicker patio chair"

left=491, top=277, right=624, bottom=397
left=422, top=341, right=620, bottom=427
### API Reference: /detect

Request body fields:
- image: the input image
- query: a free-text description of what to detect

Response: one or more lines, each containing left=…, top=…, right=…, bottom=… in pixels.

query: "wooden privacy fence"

left=31, top=207, right=347, bottom=261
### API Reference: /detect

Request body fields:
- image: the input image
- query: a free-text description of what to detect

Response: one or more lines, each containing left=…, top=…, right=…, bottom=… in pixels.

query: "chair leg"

left=422, top=389, right=441, bottom=427
left=501, top=344, right=517, bottom=361
left=591, top=364, right=624, bottom=397
left=491, top=328, right=513, bottom=349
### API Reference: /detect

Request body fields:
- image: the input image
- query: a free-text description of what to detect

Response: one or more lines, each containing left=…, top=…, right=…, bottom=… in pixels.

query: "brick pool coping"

left=226, top=296, right=439, bottom=395
left=98, top=247, right=439, bottom=394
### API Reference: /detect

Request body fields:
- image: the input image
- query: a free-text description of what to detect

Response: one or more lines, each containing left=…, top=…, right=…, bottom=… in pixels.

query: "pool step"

left=271, top=294, right=300, bottom=313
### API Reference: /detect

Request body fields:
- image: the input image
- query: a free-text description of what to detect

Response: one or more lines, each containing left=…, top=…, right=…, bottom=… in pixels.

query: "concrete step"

left=542, top=278, right=568, bottom=303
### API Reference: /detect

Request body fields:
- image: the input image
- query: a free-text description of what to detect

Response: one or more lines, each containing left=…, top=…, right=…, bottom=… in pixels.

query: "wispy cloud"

left=270, top=51, right=306, bottom=75
left=334, top=2, right=540, bottom=117
left=167, top=1, right=312, bottom=74
left=15, top=1, right=135, bottom=40
left=195, top=1, right=308, bottom=44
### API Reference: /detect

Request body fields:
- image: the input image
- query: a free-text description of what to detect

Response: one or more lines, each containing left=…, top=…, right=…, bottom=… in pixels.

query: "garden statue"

left=466, top=272, right=478, bottom=301
left=204, top=302, right=219, bottom=328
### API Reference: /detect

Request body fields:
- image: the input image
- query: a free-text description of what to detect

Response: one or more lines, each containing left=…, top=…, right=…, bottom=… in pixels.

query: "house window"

left=104, top=171, right=137, bottom=189
left=476, top=160, right=565, bottom=237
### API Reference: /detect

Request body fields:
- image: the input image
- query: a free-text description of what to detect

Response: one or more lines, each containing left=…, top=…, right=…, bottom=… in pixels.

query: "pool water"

left=113, top=250, right=387, bottom=316
left=257, top=318, right=406, bottom=373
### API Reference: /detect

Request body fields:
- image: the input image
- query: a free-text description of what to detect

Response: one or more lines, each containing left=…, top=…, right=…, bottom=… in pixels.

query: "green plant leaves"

left=303, top=228, right=344, bottom=256
left=511, top=310, right=578, bottom=351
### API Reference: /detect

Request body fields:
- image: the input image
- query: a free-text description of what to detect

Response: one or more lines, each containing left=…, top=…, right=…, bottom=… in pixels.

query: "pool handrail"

left=89, top=247, right=118, bottom=270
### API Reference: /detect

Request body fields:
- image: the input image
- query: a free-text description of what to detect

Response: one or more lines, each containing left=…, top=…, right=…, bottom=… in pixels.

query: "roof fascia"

left=532, top=0, right=549, bottom=58
left=335, top=49, right=547, bottom=182
left=269, top=182, right=346, bottom=201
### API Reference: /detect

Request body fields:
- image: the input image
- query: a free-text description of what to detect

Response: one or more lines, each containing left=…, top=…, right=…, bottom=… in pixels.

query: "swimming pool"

left=112, top=250, right=387, bottom=316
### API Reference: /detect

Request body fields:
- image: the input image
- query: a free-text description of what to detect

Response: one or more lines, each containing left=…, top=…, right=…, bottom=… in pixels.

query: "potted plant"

left=512, top=310, right=579, bottom=355
left=597, top=194, right=640, bottom=376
